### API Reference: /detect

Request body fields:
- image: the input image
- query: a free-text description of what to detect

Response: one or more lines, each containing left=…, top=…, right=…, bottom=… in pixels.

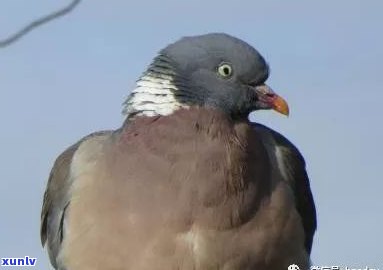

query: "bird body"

left=41, top=33, right=316, bottom=270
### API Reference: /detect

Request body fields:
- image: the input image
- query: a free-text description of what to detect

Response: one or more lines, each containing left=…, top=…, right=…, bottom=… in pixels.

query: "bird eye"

left=217, top=63, right=233, bottom=78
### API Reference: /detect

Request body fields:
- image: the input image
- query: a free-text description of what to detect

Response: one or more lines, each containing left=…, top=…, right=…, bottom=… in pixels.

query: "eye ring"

left=217, top=63, right=233, bottom=78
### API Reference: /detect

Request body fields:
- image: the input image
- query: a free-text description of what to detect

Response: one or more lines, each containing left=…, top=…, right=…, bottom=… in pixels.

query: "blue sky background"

left=1, top=0, right=382, bottom=269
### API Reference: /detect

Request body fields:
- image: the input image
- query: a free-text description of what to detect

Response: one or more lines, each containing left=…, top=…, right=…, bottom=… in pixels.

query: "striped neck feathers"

left=123, top=55, right=196, bottom=119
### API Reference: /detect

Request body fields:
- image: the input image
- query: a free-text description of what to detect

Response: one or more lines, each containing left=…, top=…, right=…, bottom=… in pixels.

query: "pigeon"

left=41, top=33, right=316, bottom=270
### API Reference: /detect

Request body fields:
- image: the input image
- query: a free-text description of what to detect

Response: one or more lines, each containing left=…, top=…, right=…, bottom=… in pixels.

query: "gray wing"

left=252, top=123, right=317, bottom=254
left=40, top=130, right=113, bottom=269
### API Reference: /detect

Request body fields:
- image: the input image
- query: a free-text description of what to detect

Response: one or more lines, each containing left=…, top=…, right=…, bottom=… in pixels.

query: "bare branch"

left=0, top=0, right=82, bottom=48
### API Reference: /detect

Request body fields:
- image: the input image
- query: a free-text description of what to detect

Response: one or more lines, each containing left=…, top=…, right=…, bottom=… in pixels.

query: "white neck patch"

left=123, top=70, right=189, bottom=118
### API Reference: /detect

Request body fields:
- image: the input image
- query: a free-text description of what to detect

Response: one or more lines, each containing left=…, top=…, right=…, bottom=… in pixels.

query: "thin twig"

left=0, top=0, right=82, bottom=48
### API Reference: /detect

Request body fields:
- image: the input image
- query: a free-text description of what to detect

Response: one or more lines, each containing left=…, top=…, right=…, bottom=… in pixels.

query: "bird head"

left=123, top=33, right=289, bottom=120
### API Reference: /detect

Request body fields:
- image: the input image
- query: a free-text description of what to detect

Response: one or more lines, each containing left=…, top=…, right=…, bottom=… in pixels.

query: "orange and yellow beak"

left=254, top=84, right=289, bottom=116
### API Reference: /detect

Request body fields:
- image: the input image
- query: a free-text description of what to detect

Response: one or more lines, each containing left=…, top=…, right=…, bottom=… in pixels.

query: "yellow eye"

left=217, top=63, right=233, bottom=78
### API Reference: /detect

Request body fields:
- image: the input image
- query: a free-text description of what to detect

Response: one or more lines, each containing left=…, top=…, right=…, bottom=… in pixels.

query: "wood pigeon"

left=40, top=33, right=316, bottom=270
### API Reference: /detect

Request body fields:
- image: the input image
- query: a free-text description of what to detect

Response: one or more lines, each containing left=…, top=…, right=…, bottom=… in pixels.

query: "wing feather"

left=40, top=130, right=113, bottom=268
left=253, top=123, right=317, bottom=254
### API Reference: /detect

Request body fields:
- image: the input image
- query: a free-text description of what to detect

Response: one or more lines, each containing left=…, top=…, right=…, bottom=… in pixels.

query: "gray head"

left=123, top=33, right=288, bottom=119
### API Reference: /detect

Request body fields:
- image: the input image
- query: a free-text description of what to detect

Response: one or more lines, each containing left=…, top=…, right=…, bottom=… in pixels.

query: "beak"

left=254, top=84, right=289, bottom=116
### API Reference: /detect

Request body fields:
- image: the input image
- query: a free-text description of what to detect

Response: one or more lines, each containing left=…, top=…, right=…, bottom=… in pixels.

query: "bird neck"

left=122, top=55, right=192, bottom=119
